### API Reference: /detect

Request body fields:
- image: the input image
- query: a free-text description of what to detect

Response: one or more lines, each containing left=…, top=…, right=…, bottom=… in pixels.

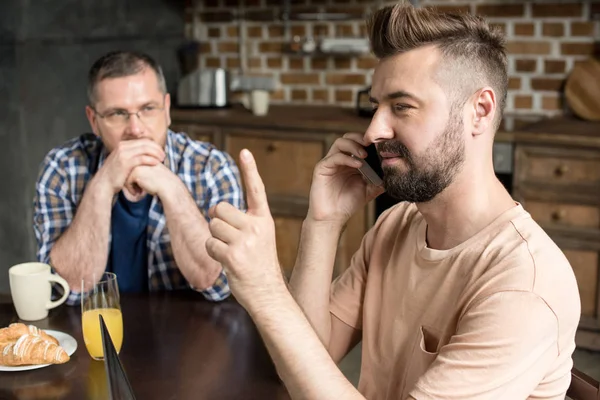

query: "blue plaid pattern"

left=33, top=130, right=245, bottom=306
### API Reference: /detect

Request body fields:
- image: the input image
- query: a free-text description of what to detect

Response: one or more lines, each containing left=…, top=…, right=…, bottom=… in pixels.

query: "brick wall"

left=187, top=1, right=599, bottom=121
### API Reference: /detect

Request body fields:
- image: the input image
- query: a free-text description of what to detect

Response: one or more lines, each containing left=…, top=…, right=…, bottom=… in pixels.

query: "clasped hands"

left=97, top=138, right=178, bottom=201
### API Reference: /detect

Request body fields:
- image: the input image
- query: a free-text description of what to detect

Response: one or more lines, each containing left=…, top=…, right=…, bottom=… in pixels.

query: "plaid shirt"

left=34, top=130, right=244, bottom=306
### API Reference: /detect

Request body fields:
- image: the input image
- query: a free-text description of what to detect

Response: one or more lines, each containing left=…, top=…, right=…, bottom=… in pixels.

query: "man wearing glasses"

left=33, top=51, right=244, bottom=305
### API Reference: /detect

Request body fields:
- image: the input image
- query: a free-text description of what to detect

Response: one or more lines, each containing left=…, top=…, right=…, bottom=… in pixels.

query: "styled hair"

left=367, top=4, right=508, bottom=129
left=87, top=51, right=167, bottom=105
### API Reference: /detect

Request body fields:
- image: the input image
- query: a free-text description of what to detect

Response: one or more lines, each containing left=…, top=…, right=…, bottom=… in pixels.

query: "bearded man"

left=203, top=4, right=581, bottom=399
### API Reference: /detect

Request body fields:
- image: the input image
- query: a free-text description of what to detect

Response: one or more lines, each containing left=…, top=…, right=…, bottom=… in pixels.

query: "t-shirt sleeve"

left=410, top=291, right=562, bottom=400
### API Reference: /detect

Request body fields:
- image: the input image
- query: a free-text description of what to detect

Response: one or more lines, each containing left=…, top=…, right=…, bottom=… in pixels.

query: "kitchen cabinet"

left=170, top=105, right=376, bottom=278
left=513, top=116, right=600, bottom=351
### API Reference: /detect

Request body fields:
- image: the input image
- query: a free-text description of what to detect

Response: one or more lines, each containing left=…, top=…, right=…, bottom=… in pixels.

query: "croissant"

left=0, top=334, right=69, bottom=366
left=0, top=323, right=59, bottom=345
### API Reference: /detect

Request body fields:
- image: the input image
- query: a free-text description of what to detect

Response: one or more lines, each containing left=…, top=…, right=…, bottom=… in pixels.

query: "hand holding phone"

left=351, top=144, right=383, bottom=187
left=351, top=154, right=383, bottom=186
left=308, top=136, right=384, bottom=225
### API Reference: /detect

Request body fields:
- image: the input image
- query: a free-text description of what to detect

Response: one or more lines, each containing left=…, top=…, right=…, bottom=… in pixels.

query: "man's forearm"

left=160, top=179, right=223, bottom=290
left=250, top=289, right=364, bottom=400
left=49, top=177, right=112, bottom=290
left=289, top=219, right=344, bottom=346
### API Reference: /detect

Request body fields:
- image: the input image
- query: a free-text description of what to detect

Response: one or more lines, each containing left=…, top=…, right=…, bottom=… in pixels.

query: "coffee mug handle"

left=46, top=275, right=70, bottom=309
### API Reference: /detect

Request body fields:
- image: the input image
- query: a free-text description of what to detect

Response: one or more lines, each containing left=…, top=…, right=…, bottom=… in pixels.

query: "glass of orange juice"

left=81, top=272, right=123, bottom=360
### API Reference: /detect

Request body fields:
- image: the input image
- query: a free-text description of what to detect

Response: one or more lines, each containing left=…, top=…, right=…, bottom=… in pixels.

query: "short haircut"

left=367, top=4, right=508, bottom=129
left=87, top=51, right=167, bottom=105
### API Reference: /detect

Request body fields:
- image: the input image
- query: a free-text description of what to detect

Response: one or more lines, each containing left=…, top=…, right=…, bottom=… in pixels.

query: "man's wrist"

left=302, top=217, right=345, bottom=236
left=156, top=171, right=187, bottom=202
left=88, top=174, right=115, bottom=204
left=247, top=280, right=293, bottom=321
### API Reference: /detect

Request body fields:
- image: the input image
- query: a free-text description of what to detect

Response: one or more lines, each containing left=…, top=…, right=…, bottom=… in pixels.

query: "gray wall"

left=0, top=0, right=186, bottom=293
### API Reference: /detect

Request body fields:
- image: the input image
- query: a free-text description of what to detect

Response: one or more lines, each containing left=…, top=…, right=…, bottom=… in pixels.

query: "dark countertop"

left=171, top=105, right=600, bottom=147
left=510, top=115, right=600, bottom=149
left=171, top=104, right=518, bottom=142
left=171, top=104, right=372, bottom=134
left=517, top=115, right=600, bottom=136
left=514, top=116, right=600, bottom=149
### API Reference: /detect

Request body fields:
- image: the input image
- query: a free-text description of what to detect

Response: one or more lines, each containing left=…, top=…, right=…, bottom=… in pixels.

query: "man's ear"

left=472, top=87, right=496, bottom=136
left=85, top=105, right=100, bottom=137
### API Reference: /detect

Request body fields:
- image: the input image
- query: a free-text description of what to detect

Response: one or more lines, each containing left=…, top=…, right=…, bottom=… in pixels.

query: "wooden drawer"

left=226, top=134, right=323, bottom=197
left=525, top=200, right=600, bottom=230
left=515, top=146, right=600, bottom=187
left=563, top=249, right=598, bottom=319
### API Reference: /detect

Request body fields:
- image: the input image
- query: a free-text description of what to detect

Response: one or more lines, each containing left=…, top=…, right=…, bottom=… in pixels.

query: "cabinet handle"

left=551, top=209, right=566, bottom=222
left=266, top=143, right=278, bottom=153
left=554, top=164, right=569, bottom=177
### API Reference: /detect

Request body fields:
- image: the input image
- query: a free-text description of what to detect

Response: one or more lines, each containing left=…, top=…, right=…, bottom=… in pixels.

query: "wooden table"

left=0, top=291, right=289, bottom=399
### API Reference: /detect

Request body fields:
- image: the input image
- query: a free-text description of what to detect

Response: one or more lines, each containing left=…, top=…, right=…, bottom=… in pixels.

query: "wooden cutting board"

left=565, top=57, right=600, bottom=121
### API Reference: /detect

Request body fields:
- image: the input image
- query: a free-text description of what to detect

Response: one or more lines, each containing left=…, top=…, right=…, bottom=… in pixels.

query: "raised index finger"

left=239, top=149, right=270, bottom=216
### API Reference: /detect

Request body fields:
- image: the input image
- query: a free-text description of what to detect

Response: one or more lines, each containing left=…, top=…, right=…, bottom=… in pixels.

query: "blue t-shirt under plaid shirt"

left=33, top=130, right=245, bottom=306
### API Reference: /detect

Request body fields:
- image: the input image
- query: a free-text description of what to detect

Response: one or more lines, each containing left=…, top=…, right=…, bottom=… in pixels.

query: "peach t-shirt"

left=330, top=203, right=580, bottom=400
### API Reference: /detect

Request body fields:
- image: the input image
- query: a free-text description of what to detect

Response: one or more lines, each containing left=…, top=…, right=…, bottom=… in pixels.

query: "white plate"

left=0, top=330, right=78, bottom=372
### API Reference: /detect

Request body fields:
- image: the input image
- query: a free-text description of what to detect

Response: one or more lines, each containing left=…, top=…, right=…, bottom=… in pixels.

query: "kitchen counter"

left=171, top=105, right=600, bottom=151
left=171, top=104, right=371, bottom=134
left=511, top=115, right=600, bottom=149
left=171, top=104, right=515, bottom=143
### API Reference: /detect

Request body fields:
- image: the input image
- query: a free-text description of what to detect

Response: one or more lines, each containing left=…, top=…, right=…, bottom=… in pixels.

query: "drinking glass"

left=81, top=272, right=123, bottom=360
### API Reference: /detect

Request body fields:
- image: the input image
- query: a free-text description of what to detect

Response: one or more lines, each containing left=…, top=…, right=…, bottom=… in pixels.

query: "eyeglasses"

left=93, top=104, right=165, bottom=128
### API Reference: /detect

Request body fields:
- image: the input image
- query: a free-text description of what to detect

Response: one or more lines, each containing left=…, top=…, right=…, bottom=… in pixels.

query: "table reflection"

left=0, top=360, right=76, bottom=399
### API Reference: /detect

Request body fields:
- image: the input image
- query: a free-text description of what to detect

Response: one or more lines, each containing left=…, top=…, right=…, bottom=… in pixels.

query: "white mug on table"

left=9, top=262, right=70, bottom=321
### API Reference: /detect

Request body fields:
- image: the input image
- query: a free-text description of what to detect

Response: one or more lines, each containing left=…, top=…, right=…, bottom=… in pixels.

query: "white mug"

left=9, top=262, right=70, bottom=321
left=242, top=90, right=270, bottom=116
left=250, top=90, right=270, bottom=116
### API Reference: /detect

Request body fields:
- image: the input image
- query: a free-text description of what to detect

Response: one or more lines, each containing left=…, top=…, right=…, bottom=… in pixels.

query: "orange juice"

left=82, top=308, right=123, bottom=359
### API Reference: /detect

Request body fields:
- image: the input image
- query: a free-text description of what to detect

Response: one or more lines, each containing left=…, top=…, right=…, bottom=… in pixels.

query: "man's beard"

left=378, top=112, right=465, bottom=203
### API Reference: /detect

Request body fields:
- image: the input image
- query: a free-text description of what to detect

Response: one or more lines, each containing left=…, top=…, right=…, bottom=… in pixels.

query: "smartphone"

left=352, top=144, right=383, bottom=186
